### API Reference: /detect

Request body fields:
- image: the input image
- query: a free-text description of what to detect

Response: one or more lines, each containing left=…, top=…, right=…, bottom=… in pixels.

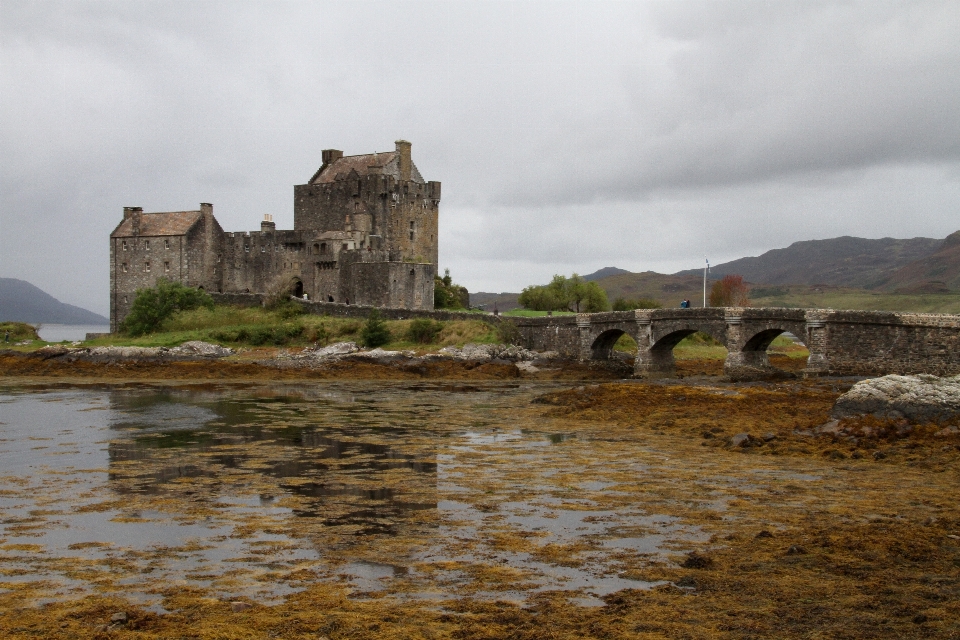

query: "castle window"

left=164, top=261, right=170, bottom=272
left=410, top=231, right=414, bottom=241
left=144, top=262, right=151, bottom=272
left=217, top=253, right=221, bottom=262
left=121, top=263, right=128, bottom=272
left=410, top=269, right=415, bottom=277
left=244, top=244, right=249, bottom=252
left=320, top=243, right=326, bottom=252
left=145, top=240, right=150, bottom=250
left=164, top=239, right=170, bottom=250
left=261, top=245, right=265, bottom=252
left=121, top=241, right=127, bottom=251
left=313, top=243, right=319, bottom=254
left=342, top=243, right=348, bottom=251
left=123, top=296, right=128, bottom=304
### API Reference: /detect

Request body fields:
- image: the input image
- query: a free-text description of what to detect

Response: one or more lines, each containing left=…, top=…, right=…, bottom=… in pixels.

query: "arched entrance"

left=293, top=279, right=304, bottom=298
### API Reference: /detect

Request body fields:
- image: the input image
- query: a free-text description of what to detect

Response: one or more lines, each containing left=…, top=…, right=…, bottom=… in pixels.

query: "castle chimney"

left=128, top=207, right=143, bottom=235
left=395, top=140, right=412, bottom=182
left=321, top=149, right=343, bottom=166
left=261, top=213, right=276, bottom=233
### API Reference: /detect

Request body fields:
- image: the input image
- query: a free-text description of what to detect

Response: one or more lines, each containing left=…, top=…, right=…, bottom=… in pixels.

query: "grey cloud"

left=1, top=1, right=958, bottom=313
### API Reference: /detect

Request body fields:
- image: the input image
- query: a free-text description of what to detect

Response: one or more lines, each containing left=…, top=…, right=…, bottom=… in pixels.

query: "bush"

left=121, top=279, right=213, bottom=336
left=360, top=310, right=391, bottom=348
left=612, top=297, right=663, bottom=311
left=407, top=318, right=443, bottom=344
left=496, top=320, right=521, bottom=345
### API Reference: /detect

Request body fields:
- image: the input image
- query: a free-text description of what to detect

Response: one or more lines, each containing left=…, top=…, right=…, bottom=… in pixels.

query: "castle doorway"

left=293, top=279, right=304, bottom=298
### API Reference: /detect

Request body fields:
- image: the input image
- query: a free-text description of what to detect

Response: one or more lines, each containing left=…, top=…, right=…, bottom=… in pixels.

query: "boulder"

left=831, top=374, right=960, bottom=423
left=168, top=340, right=234, bottom=357
left=729, top=433, right=753, bottom=448
left=439, top=343, right=538, bottom=362
left=296, top=342, right=360, bottom=361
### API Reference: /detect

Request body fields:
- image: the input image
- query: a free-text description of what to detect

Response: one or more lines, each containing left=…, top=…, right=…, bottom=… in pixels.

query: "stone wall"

left=513, top=316, right=581, bottom=356
left=816, top=311, right=960, bottom=377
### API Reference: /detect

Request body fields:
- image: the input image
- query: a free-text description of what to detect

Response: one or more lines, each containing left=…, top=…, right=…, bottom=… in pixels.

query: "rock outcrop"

left=831, top=374, right=960, bottom=422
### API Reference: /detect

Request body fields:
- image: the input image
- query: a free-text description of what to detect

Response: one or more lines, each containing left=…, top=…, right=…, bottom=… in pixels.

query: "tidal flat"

left=0, top=379, right=958, bottom=638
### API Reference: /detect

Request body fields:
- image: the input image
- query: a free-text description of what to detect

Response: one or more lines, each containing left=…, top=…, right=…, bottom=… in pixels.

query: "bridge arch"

left=725, top=322, right=809, bottom=381
left=590, top=329, right=630, bottom=360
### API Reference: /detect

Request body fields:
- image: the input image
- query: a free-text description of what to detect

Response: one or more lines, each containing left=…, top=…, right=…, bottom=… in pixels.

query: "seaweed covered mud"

left=1, top=377, right=959, bottom=638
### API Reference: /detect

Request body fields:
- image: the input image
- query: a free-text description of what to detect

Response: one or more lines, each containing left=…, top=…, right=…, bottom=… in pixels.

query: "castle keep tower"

left=109, top=140, right=440, bottom=331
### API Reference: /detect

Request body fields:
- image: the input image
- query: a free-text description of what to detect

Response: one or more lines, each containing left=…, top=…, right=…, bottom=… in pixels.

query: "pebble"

left=785, top=545, right=808, bottom=555
left=110, top=612, right=128, bottom=624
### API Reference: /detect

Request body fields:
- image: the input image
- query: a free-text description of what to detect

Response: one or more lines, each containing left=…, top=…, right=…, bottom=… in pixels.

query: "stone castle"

left=110, top=140, right=440, bottom=331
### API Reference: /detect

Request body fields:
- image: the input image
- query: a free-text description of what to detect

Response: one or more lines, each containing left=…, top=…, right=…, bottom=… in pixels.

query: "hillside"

left=675, top=236, right=943, bottom=289
left=880, top=231, right=960, bottom=293
left=0, top=278, right=108, bottom=324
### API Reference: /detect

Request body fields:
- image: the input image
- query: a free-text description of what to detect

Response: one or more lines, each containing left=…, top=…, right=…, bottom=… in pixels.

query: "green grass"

left=749, top=290, right=960, bottom=313
left=82, top=305, right=501, bottom=351
left=502, top=309, right=577, bottom=317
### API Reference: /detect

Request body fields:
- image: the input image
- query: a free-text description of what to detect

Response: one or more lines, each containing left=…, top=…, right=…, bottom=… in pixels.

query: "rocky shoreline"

left=0, top=341, right=631, bottom=381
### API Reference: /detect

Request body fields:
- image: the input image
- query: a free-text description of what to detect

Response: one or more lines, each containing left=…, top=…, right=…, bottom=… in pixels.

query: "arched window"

left=313, top=243, right=319, bottom=254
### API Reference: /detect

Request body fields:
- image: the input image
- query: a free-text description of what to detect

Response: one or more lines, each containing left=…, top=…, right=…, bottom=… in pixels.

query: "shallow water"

left=0, top=382, right=818, bottom=608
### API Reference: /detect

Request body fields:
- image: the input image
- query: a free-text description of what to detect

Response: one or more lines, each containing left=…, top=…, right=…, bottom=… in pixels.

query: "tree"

left=709, top=274, right=750, bottom=307
left=434, top=268, right=470, bottom=309
left=121, top=279, right=213, bottom=336
left=518, top=274, right=610, bottom=313
left=360, top=309, right=391, bottom=347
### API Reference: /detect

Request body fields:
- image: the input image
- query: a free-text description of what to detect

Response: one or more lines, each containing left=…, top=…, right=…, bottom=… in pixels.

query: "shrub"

left=612, top=297, right=663, bottom=311
left=360, top=310, right=391, bottom=348
left=407, top=318, right=443, bottom=344
left=709, top=274, right=750, bottom=307
left=305, top=323, right=330, bottom=345
left=496, top=320, right=521, bottom=345
left=121, top=279, right=213, bottom=336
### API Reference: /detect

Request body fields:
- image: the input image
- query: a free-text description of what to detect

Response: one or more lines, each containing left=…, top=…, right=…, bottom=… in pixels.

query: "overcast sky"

left=2, top=0, right=959, bottom=316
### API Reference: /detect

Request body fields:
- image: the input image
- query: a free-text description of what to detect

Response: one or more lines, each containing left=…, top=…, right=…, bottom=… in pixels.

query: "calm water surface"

left=0, top=382, right=725, bottom=608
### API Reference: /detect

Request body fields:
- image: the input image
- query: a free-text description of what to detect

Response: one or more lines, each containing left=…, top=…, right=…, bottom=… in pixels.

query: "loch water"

left=0, top=382, right=744, bottom=608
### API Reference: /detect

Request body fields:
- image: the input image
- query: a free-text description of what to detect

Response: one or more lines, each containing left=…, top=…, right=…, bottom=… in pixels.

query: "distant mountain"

left=880, top=231, right=960, bottom=293
left=674, top=236, right=944, bottom=289
left=582, top=267, right=631, bottom=281
left=0, top=278, right=108, bottom=324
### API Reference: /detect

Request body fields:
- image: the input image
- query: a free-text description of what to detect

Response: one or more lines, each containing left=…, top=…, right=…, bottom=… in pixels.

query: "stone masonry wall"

left=819, top=311, right=960, bottom=377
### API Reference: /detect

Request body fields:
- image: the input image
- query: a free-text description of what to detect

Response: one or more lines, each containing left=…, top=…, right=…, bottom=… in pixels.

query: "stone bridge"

left=514, top=308, right=960, bottom=380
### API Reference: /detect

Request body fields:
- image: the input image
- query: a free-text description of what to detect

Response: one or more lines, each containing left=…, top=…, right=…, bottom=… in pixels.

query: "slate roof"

left=310, top=151, right=424, bottom=185
left=111, top=211, right=203, bottom=237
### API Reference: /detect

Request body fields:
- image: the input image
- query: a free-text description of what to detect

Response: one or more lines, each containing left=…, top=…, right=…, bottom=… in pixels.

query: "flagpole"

left=703, top=258, right=709, bottom=307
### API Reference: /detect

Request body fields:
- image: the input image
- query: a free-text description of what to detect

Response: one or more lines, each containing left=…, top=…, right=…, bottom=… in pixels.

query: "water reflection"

left=0, top=382, right=731, bottom=608
left=104, top=386, right=439, bottom=534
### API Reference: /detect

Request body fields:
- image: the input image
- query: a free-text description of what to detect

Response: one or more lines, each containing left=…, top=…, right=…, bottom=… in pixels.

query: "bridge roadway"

left=513, top=307, right=960, bottom=380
